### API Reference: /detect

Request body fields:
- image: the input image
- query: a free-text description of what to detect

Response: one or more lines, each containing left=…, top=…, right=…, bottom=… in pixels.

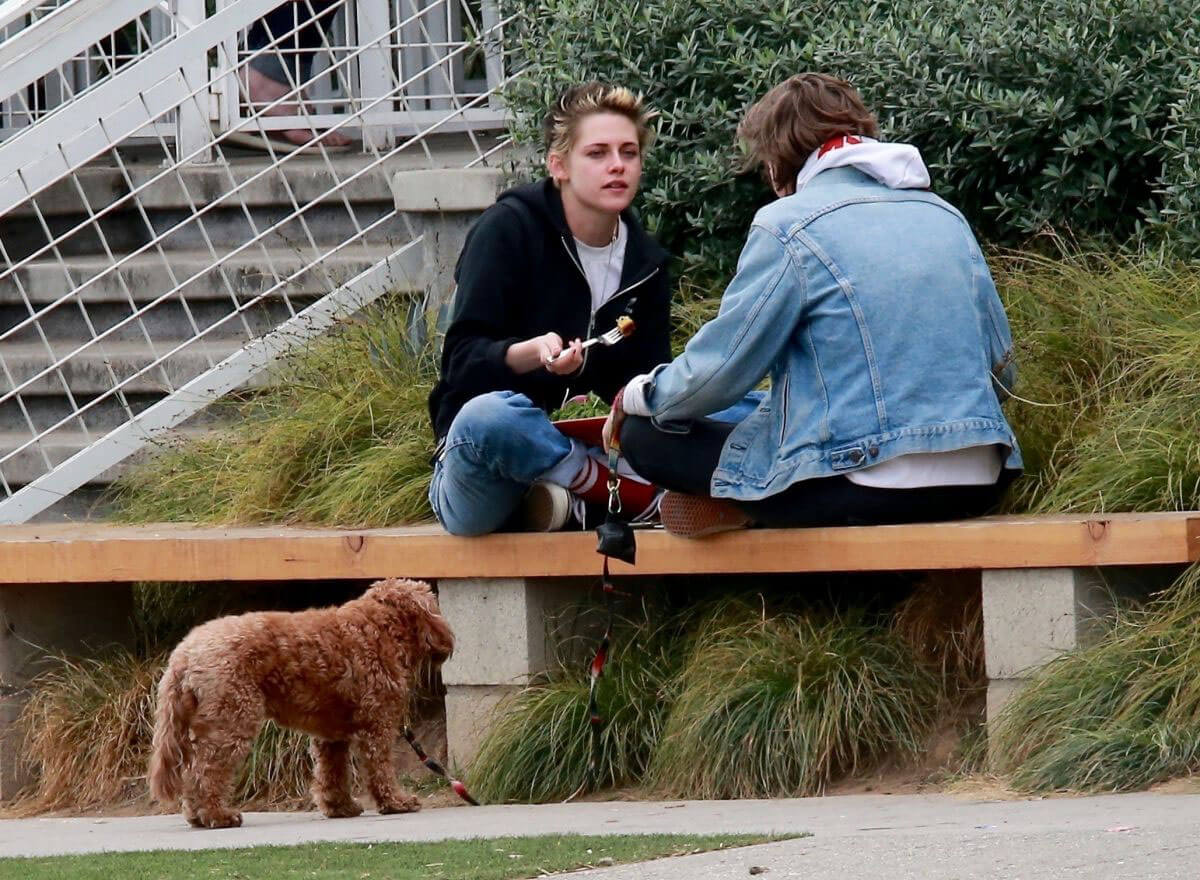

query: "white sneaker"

left=520, top=482, right=573, bottom=531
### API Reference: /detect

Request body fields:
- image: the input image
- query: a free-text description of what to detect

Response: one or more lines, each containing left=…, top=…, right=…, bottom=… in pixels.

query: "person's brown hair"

left=738, top=73, right=879, bottom=193
left=542, top=82, right=657, bottom=157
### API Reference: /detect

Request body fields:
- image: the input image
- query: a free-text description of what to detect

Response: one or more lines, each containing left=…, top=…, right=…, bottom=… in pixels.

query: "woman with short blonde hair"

left=427, top=82, right=671, bottom=536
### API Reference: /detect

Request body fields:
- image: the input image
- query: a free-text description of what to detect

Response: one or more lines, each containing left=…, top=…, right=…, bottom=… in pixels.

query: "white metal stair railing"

left=0, top=0, right=177, bottom=141
left=0, top=0, right=517, bottom=523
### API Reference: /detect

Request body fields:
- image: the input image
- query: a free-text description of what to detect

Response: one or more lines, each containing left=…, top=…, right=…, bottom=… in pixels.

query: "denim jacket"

left=639, top=166, right=1022, bottom=501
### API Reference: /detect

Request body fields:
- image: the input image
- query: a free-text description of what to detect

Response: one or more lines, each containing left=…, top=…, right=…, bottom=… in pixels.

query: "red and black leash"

left=403, top=726, right=479, bottom=805
left=408, top=430, right=638, bottom=807
left=565, top=442, right=638, bottom=802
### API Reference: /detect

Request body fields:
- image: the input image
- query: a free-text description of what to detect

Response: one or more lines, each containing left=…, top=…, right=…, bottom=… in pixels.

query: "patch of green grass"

left=1, top=834, right=789, bottom=880
left=994, top=250, right=1200, bottom=514
left=989, top=564, right=1200, bottom=792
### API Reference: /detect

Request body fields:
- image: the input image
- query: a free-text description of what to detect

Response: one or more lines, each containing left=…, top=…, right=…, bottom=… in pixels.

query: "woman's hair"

left=738, top=73, right=879, bottom=192
left=542, top=82, right=657, bottom=156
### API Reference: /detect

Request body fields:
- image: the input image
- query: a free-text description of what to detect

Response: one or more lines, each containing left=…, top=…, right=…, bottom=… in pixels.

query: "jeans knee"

left=451, top=391, right=530, bottom=443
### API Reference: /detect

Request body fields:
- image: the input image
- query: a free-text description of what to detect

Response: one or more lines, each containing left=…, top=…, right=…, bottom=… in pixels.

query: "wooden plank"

left=1, top=513, right=1198, bottom=584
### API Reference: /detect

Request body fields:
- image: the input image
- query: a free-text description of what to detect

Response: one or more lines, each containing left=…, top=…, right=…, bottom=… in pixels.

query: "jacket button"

left=868, top=445, right=880, bottom=458
left=849, top=449, right=865, bottom=464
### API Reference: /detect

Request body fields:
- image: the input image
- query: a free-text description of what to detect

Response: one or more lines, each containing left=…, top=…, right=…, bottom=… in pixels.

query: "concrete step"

left=9, top=135, right=506, bottom=218
left=7, top=202, right=407, bottom=260
left=0, top=426, right=212, bottom=488
left=0, top=246, right=423, bottom=343
left=0, top=339, right=264, bottom=396
left=0, top=390, right=236, bottom=435
left=0, top=245, right=418, bottom=305
left=1, top=293, right=321, bottom=345
left=0, top=135, right=509, bottom=260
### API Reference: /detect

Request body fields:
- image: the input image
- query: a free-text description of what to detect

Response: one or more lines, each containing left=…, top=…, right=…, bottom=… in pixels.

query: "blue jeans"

left=429, top=391, right=574, bottom=536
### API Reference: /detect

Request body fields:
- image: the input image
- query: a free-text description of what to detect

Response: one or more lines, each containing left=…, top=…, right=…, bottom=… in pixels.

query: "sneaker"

left=520, top=481, right=573, bottom=531
left=659, top=491, right=752, bottom=539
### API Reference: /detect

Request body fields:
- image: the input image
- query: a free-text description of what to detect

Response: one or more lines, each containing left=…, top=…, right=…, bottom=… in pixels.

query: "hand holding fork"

left=546, top=317, right=636, bottom=365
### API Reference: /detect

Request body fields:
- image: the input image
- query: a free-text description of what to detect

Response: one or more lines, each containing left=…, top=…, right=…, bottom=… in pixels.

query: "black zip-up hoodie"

left=428, top=178, right=672, bottom=440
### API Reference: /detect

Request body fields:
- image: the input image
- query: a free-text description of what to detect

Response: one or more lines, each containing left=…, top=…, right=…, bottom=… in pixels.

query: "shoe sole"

left=520, top=483, right=571, bottom=531
left=659, top=492, right=751, bottom=539
left=218, top=126, right=356, bottom=155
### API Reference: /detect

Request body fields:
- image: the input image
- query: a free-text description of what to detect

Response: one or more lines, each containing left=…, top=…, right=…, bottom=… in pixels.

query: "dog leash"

left=564, top=435, right=638, bottom=803
left=403, top=726, right=479, bottom=805
left=409, top=414, right=638, bottom=808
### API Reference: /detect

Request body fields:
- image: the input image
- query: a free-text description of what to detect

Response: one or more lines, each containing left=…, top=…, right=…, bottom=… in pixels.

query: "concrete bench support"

left=436, top=577, right=584, bottom=770
left=391, top=168, right=502, bottom=332
left=981, top=567, right=1112, bottom=723
left=0, top=583, right=134, bottom=798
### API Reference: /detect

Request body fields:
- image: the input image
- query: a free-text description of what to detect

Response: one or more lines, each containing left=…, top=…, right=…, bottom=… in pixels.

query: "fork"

left=547, top=322, right=630, bottom=363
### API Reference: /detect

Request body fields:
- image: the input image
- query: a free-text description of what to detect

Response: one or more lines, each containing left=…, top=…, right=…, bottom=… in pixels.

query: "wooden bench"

left=2, top=512, right=1198, bottom=796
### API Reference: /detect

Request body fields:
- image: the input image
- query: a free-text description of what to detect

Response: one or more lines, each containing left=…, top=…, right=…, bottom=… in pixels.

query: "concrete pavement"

left=2, top=792, right=1199, bottom=878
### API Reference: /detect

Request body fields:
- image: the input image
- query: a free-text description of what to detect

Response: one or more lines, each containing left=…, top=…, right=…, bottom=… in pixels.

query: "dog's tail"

left=148, top=650, right=195, bottom=806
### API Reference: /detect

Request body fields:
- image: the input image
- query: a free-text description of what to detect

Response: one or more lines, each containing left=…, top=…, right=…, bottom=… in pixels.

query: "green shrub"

left=1144, top=67, right=1200, bottom=257
left=989, top=565, right=1200, bottom=791
left=506, top=0, right=1200, bottom=274
left=467, top=615, right=686, bottom=802
left=649, top=602, right=939, bottom=798
left=110, top=298, right=438, bottom=527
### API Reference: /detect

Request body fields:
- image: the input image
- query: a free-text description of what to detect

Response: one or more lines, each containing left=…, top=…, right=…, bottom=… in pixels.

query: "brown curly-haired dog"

left=148, top=578, right=454, bottom=828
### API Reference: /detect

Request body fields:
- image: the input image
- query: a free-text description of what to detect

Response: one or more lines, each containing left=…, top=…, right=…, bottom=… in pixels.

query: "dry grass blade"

left=11, top=652, right=161, bottom=814
left=893, top=572, right=986, bottom=695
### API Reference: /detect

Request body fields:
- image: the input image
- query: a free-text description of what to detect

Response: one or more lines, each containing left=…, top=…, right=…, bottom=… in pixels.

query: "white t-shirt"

left=574, top=219, right=627, bottom=314
left=846, top=445, right=1003, bottom=488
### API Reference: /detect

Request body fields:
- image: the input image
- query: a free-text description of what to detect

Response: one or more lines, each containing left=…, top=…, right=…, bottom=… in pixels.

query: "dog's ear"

left=421, top=602, right=455, bottom=665
left=366, top=579, right=454, bottom=663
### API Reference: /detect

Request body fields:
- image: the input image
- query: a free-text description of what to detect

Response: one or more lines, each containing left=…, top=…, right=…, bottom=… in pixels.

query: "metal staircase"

left=0, top=0, right=515, bottom=521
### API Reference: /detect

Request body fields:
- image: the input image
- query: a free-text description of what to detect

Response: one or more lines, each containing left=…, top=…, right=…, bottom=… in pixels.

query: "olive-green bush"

left=505, top=0, right=1200, bottom=274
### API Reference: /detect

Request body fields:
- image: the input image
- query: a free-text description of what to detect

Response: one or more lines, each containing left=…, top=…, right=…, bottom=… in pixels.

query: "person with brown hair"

left=604, top=73, right=1022, bottom=537
left=427, top=82, right=672, bottom=536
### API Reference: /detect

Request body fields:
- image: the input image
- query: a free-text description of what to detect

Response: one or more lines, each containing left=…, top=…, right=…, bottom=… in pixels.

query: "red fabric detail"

left=591, top=644, right=608, bottom=679
left=569, top=457, right=657, bottom=514
left=554, top=416, right=608, bottom=446
left=817, top=134, right=863, bottom=158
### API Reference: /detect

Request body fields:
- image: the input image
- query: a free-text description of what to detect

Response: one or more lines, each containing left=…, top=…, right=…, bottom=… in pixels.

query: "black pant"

left=620, top=415, right=1012, bottom=528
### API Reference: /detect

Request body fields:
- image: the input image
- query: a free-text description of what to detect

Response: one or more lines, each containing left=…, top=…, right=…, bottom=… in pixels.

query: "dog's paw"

left=196, top=808, right=243, bottom=829
left=320, top=798, right=365, bottom=819
left=377, top=795, right=421, bottom=815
